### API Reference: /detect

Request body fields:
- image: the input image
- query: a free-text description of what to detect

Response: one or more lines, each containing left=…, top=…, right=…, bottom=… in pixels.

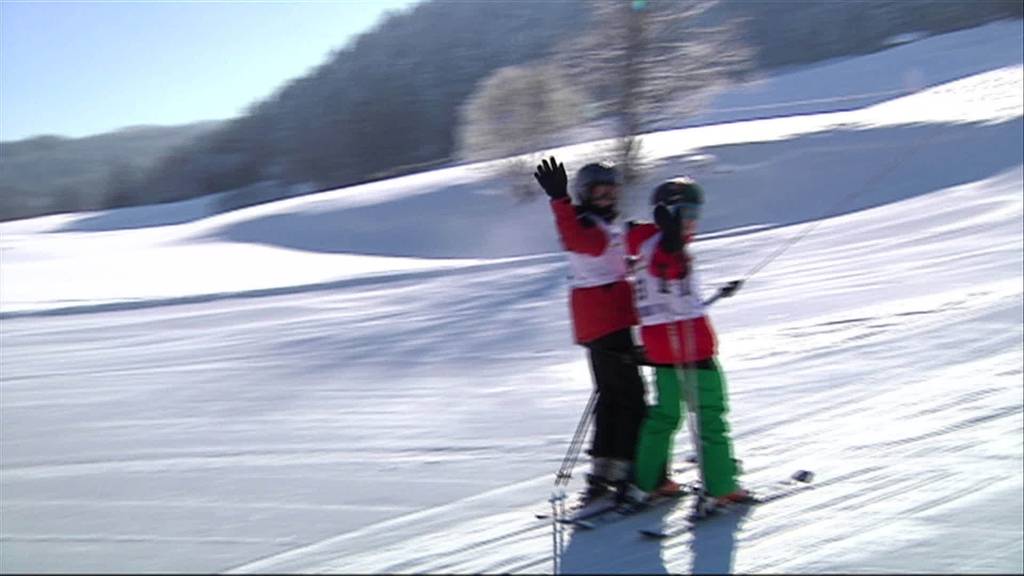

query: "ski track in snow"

left=1, top=21, right=1022, bottom=574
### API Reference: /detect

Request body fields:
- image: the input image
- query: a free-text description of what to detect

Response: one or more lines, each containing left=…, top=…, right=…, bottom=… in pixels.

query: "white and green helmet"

left=652, top=177, right=703, bottom=220
left=651, top=176, right=703, bottom=206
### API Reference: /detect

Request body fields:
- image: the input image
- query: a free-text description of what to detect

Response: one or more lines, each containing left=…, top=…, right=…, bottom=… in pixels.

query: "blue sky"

left=1, top=0, right=419, bottom=141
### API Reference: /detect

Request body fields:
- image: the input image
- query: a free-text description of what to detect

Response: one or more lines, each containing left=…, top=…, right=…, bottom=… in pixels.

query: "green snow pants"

left=634, top=359, right=739, bottom=497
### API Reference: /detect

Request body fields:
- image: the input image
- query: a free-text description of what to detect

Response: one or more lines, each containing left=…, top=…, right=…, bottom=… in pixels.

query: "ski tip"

left=792, top=470, right=815, bottom=483
left=639, top=529, right=668, bottom=539
left=556, top=518, right=596, bottom=530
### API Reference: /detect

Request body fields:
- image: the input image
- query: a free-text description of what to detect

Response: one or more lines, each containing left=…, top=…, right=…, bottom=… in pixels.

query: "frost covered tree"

left=457, top=64, right=588, bottom=162
left=457, top=64, right=589, bottom=200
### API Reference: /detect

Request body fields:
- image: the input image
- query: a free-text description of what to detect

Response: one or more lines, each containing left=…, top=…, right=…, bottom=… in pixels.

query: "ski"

left=638, top=469, right=815, bottom=540
left=535, top=495, right=616, bottom=522
left=555, top=499, right=623, bottom=528
left=563, top=485, right=695, bottom=530
left=535, top=462, right=698, bottom=521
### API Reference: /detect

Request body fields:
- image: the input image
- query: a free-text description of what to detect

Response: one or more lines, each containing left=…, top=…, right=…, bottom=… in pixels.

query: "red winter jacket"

left=550, top=198, right=637, bottom=344
left=626, top=222, right=717, bottom=364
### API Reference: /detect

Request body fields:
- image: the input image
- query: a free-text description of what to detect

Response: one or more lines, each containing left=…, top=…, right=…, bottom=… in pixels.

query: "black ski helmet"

left=651, top=177, right=703, bottom=207
left=574, top=161, right=621, bottom=205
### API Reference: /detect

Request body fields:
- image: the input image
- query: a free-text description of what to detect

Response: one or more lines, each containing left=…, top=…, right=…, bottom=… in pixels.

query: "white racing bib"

left=632, top=234, right=705, bottom=325
left=566, top=217, right=628, bottom=288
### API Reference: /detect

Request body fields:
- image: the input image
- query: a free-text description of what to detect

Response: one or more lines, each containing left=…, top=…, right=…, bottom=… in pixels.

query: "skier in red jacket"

left=535, top=156, right=647, bottom=506
left=620, top=177, right=749, bottom=509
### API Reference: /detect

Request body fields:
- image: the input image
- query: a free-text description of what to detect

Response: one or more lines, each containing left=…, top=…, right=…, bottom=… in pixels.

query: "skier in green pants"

left=622, top=176, right=748, bottom=507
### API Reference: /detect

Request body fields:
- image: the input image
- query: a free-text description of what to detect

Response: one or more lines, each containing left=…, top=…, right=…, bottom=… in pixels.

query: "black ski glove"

left=654, top=203, right=683, bottom=253
left=534, top=156, right=568, bottom=200
left=719, top=279, right=743, bottom=298
left=703, top=279, right=744, bottom=307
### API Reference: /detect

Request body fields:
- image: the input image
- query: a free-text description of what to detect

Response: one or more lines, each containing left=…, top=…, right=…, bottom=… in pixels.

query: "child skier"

left=534, top=156, right=648, bottom=507
left=621, top=176, right=748, bottom=509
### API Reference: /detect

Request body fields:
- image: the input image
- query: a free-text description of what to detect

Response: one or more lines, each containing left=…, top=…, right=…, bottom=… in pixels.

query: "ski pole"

left=694, top=124, right=945, bottom=304
left=554, top=387, right=598, bottom=487
left=679, top=314, right=714, bottom=515
left=666, top=317, right=707, bottom=507
left=732, top=123, right=946, bottom=284
left=658, top=256, right=710, bottom=511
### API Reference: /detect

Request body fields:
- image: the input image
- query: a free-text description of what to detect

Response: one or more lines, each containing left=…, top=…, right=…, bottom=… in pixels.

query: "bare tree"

left=558, top=0, right=754, bottom=183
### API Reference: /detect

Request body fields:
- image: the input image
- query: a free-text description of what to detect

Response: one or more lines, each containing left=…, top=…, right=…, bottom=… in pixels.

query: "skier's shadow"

left=556, top=505, right=749, bottom=574
left=557, top=508, right=672, bottom=575
left=690, top=505, right=750, bottom=574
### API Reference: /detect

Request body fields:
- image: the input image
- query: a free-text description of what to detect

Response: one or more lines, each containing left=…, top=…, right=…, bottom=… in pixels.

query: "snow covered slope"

left=1, top=20, right=1021, bottom=574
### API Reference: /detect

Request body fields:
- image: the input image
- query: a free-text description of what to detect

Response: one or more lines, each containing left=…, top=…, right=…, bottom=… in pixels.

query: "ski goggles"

left=666, top=202, right=701, bottom=221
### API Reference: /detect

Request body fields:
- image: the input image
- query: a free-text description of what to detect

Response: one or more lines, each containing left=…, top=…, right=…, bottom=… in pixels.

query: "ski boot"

left=615, top=483, right=654, bottom=515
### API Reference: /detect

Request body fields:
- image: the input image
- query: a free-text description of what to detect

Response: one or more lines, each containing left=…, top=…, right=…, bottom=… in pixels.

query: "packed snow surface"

left=1, top=20, right=1022, bottom=574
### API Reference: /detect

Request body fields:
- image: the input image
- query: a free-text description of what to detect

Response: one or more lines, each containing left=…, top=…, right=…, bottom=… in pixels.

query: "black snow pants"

left=585, top=328, right=648, bottom=462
